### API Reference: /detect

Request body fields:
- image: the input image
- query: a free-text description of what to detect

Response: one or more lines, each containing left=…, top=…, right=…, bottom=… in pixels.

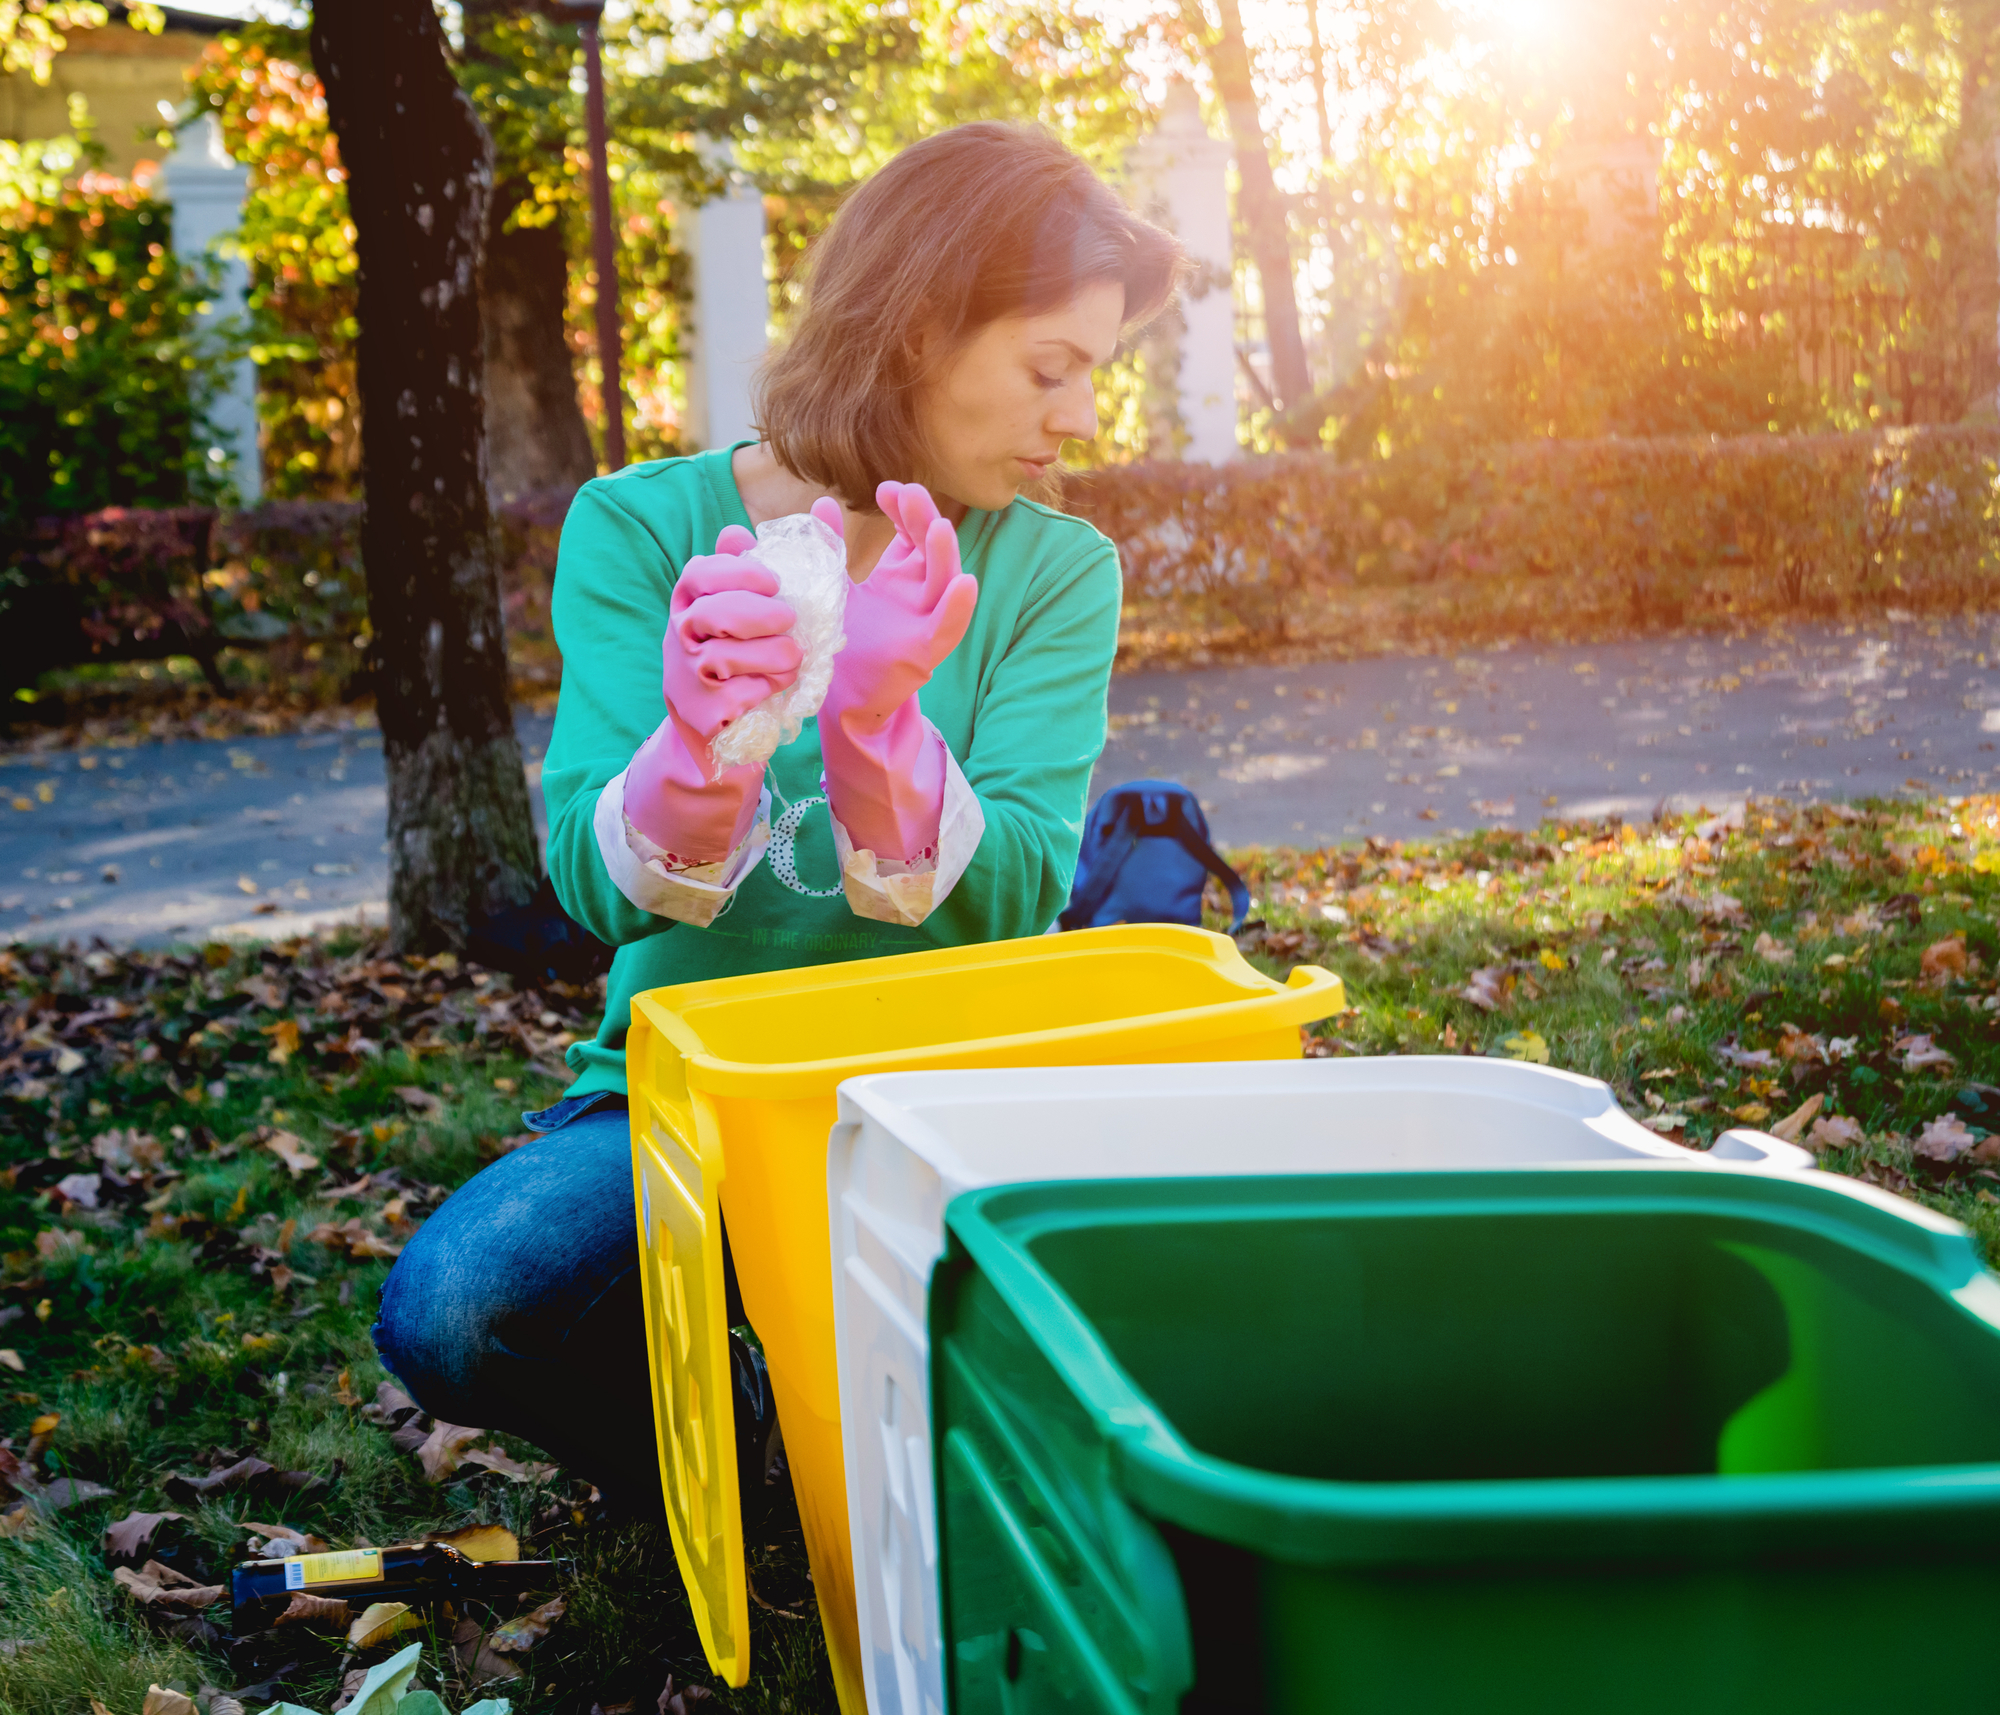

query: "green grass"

left=7, top=789, right=2000, bottom=1712
left=1230, top=791, right=2000, bottom=1259
left=0, top=933, right=830, bottom=1714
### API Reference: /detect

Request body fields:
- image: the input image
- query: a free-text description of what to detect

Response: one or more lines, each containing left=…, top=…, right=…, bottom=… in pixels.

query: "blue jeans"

left=371, top=1095, right=662, bottom=1512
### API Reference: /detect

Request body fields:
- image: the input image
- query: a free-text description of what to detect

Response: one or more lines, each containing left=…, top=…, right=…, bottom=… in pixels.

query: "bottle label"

left=283, top=1548, right=384, bottom=1589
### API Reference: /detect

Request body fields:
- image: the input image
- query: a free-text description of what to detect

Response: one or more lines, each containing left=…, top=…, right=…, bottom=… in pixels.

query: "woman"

left=372, top=122, right=1184, bottom=1509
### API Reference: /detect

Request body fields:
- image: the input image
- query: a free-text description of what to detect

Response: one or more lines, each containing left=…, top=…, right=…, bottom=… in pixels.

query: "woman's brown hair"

left=755, top=122, right=1186, bottom=507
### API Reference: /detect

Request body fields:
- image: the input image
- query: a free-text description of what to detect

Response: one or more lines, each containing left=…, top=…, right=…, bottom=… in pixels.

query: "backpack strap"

left=1056, top=810, right=1144, bottom=931
left=1166, top=801, right=1252, bottom=934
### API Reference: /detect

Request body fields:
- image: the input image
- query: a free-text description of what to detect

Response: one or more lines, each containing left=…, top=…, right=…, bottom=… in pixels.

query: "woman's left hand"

left=823, top=481, right=979, bottom=730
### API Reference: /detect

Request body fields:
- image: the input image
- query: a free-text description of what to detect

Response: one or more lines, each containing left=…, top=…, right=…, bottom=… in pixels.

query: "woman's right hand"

left=624, top=527, right=800, bottom=868
left=662, top=524, right=803, bottom=744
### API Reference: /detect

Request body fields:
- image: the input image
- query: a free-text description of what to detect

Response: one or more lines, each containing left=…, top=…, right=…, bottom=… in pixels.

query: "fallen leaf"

left=1768, top=1093, right=1825, bottom=1143
left=1715, top=1045, right=1777, bottom=1069
left=416, top=1420, right=485, bottom=1482
left=460, top=1445, right=559, bottom=1484
left=1731, top=1103, right=1772, bottom=1124
left=163, top=1456, right=321, bottom=1505
left=31, top=1476, right=113, bottom=1514
left=1639, top=1113, right=1688, bottom=1133
left=1460, top=965, right=1516, bottom=1011
left=1898, top=1033, right=1958, bottom=1072
left=264, top=1130, right=320, bottom=1177
left=143, top=1687, right=196, bottom=1715
left=657, top=1676, right=716, bottom=1714
left=360, top=1380, right=419, bottom=1426
left=348, top=1600, right=421, bottom=1650
left=1774, top=1024, right=1826, bottom=1065
left=1498, top=1030, right=1549, bottom=1064
left=488, top=1595, right=565, bottom=1653
left=395, top=1085, right=443, bottom=1114
left=50, top=1169, right=103, bottom=1209
left=277, top=1591, right=351, bottom=1628
left=1915, top=1114, right=1980, bottom=1163
left=114, top=1561, right=225, bottom=1610
left=0, top=1351, right=23, bottom=1374
left=1807, top=1114, right=1867, bottom=1151
left=242, top=1520, right=329, bottom=1556
left=453, top=1614, right=525, bottom=1682
left=105, top=1510, right=187, bottom=1564
left=1921, top=935, right=1968, bottom=986
left=308, top=1218, right=402, bottom=1261
left=91, top=1128, right=163, bottom=1172
left=1750, top=931, right=1794, bottom=965
left=426, top=1521, right=520, bottom=1562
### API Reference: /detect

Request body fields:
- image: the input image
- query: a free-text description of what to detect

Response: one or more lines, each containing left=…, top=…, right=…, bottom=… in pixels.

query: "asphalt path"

left=5, top=618, right=1999, bottom=945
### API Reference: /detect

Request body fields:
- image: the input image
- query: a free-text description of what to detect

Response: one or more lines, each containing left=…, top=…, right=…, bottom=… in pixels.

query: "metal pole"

left=580, top=9, right=624, bottom=470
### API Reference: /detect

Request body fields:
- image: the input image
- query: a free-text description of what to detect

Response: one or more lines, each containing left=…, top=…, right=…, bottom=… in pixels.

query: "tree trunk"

left=465, top=0, right=595, bottom=503
left=1209, top=0, right=1313, bottom=417
left=485, top=199, right=596, bottom=502
left=311, top=0, right=540, bottom=953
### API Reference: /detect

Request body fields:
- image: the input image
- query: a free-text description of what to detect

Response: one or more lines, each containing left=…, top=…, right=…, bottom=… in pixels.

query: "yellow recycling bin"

left=625, top=924, right=1345, bottom=1710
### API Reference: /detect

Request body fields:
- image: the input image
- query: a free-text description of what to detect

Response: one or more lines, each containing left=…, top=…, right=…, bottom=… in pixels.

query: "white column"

left=1127, top=80, right=1239, bottom=464
left=681, top=154, right=769, bottom=452
left=158, top=113, right=260, bottom=503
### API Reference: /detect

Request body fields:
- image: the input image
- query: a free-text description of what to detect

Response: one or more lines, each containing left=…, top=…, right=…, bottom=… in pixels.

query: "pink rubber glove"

left=623, top=525, right=803, bottom=867
left=817, top=482, right=979, bottom=863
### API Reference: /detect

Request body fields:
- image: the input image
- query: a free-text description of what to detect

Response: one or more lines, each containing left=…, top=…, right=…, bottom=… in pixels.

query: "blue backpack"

left=1059, top=779, right=1250, bottom=934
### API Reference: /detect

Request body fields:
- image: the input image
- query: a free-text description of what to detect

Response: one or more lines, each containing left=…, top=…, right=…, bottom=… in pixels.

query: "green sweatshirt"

left=543, top=445, right=1123, bottom=1097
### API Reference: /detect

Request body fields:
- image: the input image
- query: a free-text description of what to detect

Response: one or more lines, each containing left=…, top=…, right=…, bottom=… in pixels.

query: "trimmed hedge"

left=1065, top=424, right=2000, bottom=659
left=0, top=489, right=567, bottom=694
left=10, top=426, right=1999, bottom=695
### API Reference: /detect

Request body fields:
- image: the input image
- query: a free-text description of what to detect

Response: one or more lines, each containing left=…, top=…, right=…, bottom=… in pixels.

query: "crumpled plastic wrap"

left=709, top=511, right=848, bottom=776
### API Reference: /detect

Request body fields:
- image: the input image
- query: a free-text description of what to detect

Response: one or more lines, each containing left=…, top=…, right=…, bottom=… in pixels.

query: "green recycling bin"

left=931, top=1165, right=2000, bottom=1715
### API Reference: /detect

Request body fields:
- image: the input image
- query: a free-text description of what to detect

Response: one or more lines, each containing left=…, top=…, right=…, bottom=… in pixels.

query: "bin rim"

left=633, top=927, right=1344, bottom=1101
left=938, top=1164, right=2000, bottom=1569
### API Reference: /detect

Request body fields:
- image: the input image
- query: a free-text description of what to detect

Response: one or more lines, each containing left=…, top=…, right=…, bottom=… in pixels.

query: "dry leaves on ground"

left=1768, top=1093, right=1825, bottom=1142
left=114, top=1561, right=225, bottom=1610
left=1898, top=1033, right=1958, bottom=1072
left=1808, top=1114, right=1868, bottom=1151
left=1914, top=1114, right=1981, bottom=1163
left=104, top=1510, right=186, bottom=1564
left=264, top=1130, right=321, bottom=1177
left=276, top=1591, right=352, bottom=1629
left=416, top=1421, right=486, bottom=1483
left=1921, top=934, right=1970, bottom=986
left=488, top=1596, right=565, bottom=1654
left=163, top=1455, right=320, bottom=1505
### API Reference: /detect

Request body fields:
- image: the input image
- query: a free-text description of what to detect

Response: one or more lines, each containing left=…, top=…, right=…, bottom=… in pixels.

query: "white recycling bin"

left=825, top=1056, right=1813, bottom=1715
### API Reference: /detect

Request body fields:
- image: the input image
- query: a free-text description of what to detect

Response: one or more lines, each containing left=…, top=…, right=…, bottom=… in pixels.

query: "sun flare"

left=1483, top=0, right=1558, bottom=40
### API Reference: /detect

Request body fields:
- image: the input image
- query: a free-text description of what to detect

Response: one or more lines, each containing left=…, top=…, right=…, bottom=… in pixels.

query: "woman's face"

left=915, top=279, right=1127, bottom=512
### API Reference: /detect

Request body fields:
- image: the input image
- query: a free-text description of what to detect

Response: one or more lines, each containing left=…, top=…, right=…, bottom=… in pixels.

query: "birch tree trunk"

left=311, top=0, right=540, bottom=952
left=1209, top=0, right=1313, bottom=417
